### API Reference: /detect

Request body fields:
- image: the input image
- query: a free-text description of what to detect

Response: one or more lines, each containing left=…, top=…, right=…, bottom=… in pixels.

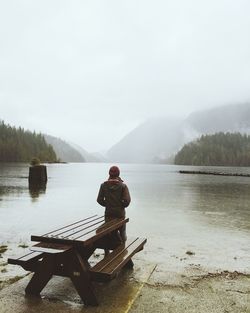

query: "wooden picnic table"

left=8, top=214, right=146, bottom=306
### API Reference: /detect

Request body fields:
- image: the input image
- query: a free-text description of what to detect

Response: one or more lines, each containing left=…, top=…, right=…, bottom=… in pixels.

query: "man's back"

left=97, top=178, right=130, bottom=218
left=97, top=166, right=131, bottom=244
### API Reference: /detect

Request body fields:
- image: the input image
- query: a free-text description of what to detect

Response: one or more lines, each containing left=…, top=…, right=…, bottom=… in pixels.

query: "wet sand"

left=1, top=253, right=250, bottom=313
left=131, top=270, right=250, bottom=313
left=1, top=219, right=250, bottom=312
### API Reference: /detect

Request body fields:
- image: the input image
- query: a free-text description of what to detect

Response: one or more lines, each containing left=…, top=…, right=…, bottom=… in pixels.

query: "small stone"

left=186, top=250, right=195, bottom=256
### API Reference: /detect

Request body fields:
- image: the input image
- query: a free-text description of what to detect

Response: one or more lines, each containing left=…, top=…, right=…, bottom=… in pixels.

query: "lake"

left=1, top=162, right=250, bottom=277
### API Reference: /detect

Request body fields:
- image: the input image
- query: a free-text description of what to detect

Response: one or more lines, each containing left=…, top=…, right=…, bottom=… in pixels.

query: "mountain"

left=70, top=143, right=107, bottom=163
left=44, top=135, right=85, bottom=163
left=107, top=103, right=250, bottom=164
left=185, top=103, right=250, bottom=134
left=107, top=118, right=184, bottom=163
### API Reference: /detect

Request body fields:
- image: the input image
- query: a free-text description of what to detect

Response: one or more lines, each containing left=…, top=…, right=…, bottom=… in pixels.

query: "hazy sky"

left=1, top=1, right=250, bottom=152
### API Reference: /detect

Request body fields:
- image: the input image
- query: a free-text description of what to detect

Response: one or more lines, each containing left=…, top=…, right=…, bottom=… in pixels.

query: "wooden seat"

left=8, top=251, right=44, bottom=271
left=90, top=237, right=147, bottom=281
left=8, top=242, right=73, bottom=274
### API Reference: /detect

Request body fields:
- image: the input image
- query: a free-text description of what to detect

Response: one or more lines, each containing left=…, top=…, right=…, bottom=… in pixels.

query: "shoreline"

left=1, top=260, right=249, bottom=313
left=179, top=170, right=250, bottom=177
left=1, top=240, right=250, bottom=312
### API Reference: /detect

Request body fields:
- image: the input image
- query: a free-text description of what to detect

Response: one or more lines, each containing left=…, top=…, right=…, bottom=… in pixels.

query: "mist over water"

left=1, top=163, right=250, bottom=274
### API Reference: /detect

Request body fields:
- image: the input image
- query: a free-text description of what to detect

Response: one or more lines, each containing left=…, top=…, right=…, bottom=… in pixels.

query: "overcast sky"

left=0, top=1, right=250, bottom=152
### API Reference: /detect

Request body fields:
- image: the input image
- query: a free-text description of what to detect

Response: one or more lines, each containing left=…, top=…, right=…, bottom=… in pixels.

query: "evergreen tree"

left=0, top=120, right=58, bottom=163
left=174, top=132, right=250, bottom=166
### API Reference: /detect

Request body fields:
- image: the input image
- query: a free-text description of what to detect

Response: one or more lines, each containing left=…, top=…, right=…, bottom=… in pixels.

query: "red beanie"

left=109, top=166, right=120, bottom=178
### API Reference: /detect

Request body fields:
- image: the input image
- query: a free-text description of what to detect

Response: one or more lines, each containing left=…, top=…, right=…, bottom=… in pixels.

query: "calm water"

left=1, top=162, right=250, bottom=274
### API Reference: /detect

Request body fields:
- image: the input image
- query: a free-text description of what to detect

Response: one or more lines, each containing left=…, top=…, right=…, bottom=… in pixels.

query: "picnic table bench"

left=8, top=214, right=146, bottom=306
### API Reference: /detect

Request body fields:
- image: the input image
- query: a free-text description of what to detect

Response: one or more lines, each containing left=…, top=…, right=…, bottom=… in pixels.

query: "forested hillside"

left=106, top=103, right=250, bottom=164
left=0, top=121, right=57, bottom=162
left=44, top=135, right=85, bottom=163
left=174, top=132, right=250, bottom=166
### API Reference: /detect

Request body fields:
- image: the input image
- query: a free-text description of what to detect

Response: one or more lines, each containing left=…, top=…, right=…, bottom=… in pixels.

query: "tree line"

left=174, top=132, right=250, bottom=166
left=0, top=120, right=58, bottom=162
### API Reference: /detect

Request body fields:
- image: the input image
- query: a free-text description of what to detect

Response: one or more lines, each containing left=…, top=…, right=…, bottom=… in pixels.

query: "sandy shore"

left=131, top=268, right=250, bottom=313
left=0, top=253, right=249, bottom=313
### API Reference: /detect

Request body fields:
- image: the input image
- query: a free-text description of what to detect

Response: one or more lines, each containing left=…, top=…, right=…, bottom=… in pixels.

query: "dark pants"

left=118, top=223, right=127, bottom=242
left=104, top=216, right=127, bottom=255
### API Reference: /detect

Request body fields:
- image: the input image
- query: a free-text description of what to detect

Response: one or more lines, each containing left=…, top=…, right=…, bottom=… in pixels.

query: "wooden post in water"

left=28, top=158, right=47, bottom=184
left=29, top=165, right=47, bottom=184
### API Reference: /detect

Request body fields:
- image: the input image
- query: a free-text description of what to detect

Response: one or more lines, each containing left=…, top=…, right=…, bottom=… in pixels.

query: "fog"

left=1, top=1, right=250, bottom=152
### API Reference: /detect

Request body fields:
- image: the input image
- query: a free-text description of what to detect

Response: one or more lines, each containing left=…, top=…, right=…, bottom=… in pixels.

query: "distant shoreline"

left=179, top=170, right=250, bottom=177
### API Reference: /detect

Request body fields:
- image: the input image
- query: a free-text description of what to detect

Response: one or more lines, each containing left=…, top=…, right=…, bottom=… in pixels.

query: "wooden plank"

left=42, top=214, right=99, bottom=236
left=68, top=250, right=98, bottom=306
left=30, top=219, right=105, bottom=244
left=90, top=237, right=146, bottom=280
left=103, top=238, right=146, bottom=274
left=8, top=251, right=44, bottom=271
left=30, top=216, right=105, bottom=242
left=91, top=238, right=136, bottom=272
left=74, top=218, right=129, bottom=244
left=30, top=242, right=72, bottom=254
left=8, top=251, right=43, bottom=265
left=25, top=254, right=55, bottom=295
left=31, top=218, right=129, bottom=247
left=44, top=215, right=104, bottom=238
left=64, top=218, right=105, bottom=239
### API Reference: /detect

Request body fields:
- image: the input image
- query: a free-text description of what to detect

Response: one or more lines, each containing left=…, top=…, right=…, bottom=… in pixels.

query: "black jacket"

left=97, top=178, right=131, bottom=218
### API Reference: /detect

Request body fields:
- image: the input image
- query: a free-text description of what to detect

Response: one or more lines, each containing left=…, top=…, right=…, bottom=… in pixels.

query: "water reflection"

left=0, top=185, right=27, bottom=198
left=0, top=162, right=47, bottom=201
left=28, top=182, right=47, bottom=200
left=183, top=174, right=250, bottom=230
left=0, top=163, right=29, bottom=200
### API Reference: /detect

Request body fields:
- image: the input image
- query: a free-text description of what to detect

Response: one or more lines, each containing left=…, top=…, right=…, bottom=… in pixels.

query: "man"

left=97, top=166, right=131, bottom=243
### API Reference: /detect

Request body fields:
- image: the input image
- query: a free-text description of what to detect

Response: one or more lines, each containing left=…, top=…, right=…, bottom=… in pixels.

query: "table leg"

left=68, top=250, right=98, bottom=306
left=25, top=254, right=55, bottom=295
